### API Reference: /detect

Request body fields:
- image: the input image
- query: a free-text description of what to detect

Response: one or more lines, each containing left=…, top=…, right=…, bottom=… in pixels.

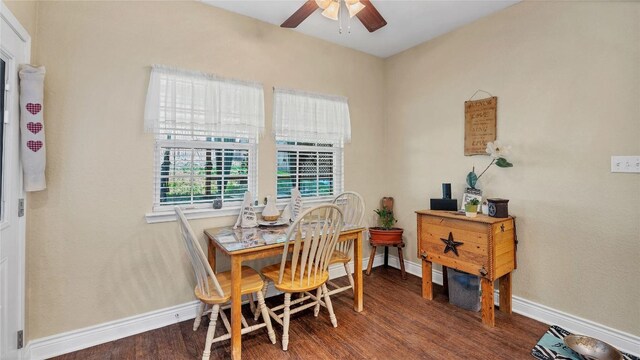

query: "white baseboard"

left=383, top=254, right=640, bottom=357
left=26, top=253, right=639, bottom=359
left=25, top=256, right=381, bottom=360
left=26, top=301, right=202, bottom=360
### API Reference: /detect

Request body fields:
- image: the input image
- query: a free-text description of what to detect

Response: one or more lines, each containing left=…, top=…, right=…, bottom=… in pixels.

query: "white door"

left=0, top=4, right=30, bottom=359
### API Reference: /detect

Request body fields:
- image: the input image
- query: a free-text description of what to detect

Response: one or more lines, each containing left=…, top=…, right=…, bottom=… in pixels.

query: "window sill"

left=145, top=206, right=247, bottom=224
left=145, top=197, right=334, bottom=224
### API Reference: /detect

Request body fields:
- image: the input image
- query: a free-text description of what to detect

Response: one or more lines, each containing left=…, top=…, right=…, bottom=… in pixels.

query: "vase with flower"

left=466, top=140, right=514, bottom=190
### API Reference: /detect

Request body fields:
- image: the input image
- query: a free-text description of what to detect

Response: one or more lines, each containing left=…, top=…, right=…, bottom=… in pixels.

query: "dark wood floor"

left=52, top=267, right=548, bottom=359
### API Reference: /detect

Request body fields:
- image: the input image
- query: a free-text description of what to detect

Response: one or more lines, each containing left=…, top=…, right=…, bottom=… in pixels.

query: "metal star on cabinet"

left=440, top=232, right=464, bottom=257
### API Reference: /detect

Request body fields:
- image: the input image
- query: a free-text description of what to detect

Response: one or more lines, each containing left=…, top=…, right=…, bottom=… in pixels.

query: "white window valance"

left=144, top=65, right=264, bottom=140
left=273, top=88, right=351, bottom=144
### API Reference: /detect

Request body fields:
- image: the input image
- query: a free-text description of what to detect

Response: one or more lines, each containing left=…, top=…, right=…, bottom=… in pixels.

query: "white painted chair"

left=260, top=204, right=344, bottom=351
left=175, top=207, right=276, bottom=360
left=326, top=191, right=365, bottom=297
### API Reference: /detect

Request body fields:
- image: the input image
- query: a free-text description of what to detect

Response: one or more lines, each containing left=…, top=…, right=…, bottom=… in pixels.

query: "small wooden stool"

left=365, top=240, right=407, bottom=279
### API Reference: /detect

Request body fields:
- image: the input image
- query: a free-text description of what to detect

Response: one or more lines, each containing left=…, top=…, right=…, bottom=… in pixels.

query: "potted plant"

left=464, top=198, right=480, bottom=218
left=369, top=208, right=403, bottom=245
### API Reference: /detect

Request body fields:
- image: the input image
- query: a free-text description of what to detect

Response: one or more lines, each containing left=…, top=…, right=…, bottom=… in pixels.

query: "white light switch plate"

left=611, top=156, right=640, bottom=173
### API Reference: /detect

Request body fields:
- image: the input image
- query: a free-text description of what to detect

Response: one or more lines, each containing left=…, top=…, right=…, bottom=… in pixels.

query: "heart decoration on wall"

left=27, top=122, right=43, bottom=134
left=27, top=140, right=43, bottom=152
left=26, top=103, right=42, bottom=115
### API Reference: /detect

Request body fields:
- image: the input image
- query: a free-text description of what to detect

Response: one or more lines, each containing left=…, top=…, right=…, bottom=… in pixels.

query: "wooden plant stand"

left=366, top=240, right=407, bottom=279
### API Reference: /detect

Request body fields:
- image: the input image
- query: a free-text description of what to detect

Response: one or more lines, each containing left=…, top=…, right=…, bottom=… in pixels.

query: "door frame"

left=0, top=1, right=31, bottom=357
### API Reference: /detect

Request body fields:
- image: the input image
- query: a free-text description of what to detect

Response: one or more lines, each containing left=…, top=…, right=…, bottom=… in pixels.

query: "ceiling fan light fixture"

left=321, top=1, right=340, bottom=21
left=345, top=0, right=365, bottom=18
left=315, top=0, right=333, bottom=10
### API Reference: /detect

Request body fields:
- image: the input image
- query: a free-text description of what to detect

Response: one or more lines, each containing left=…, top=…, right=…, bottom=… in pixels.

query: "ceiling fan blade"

left=356, top=0, right=387, bottom=33
left=281, top=0, right=319, bottom=28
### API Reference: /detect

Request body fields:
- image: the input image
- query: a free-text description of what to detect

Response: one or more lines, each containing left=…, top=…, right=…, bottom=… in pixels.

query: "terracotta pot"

left=369, top=227, right=404, bottom=245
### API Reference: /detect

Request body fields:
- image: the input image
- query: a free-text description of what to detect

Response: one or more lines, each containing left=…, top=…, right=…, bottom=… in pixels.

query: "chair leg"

left=366, top=246, right=377, bottom=275
left=282, top=293, right=292, bottom=351
left=322, top=284, right=337, bottom=328
left=248, top=293, right=256, bottom=315
left=344, top=262, right=355, bottom=295
left=254, top=282, right=268, bottom=320
left=256, top=290, right=276, bottom=344
left=193, top=302, right=205, bottom=331
left=202, top=304, right=220, bottom=360
left=313, top=287, right=322, bottom=317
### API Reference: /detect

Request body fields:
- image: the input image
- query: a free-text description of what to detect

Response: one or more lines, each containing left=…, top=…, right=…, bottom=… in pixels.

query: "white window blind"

left=144, top=66, right=263, bottom=211
left=273, top=88, right=350, bottom=200
left=276, top=140, right=342, bottom=200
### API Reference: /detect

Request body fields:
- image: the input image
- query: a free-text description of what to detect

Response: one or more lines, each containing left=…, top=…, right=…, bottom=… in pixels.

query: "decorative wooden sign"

left=464, top=96, right=497, bottom=155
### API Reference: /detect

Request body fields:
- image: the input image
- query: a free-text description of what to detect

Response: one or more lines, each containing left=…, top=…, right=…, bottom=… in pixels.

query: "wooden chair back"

left=332, top=191, right=365, bottom=254
left=175, top=207, right=224, bottom=298
left=332, top=191, right=365, bottom=228
left=276, top=204, right=344, bottom=287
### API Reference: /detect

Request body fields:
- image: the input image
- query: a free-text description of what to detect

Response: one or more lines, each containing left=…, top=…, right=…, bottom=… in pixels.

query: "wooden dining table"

left=204, top=224, right=365, bottom=360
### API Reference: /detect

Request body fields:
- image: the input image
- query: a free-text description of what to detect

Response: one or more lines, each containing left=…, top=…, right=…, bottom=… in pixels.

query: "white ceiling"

left=203, top=0, right=519, bottom=58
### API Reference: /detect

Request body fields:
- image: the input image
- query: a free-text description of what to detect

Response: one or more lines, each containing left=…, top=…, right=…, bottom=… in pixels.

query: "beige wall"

left=15, top=1, right=386, bottom=340
left=385, top=1, right=639, bottom=335
left=5, top=0, right=639, bottom=342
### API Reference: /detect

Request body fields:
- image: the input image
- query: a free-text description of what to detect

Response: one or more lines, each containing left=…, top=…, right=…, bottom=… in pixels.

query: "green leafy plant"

left=374, top=208, right=397, bottom=230
left=466, top=198, right=480, bottom=206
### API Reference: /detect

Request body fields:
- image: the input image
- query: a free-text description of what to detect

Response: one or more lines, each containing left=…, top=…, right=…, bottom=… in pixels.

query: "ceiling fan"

left=281, top=0, right=387, bottom=33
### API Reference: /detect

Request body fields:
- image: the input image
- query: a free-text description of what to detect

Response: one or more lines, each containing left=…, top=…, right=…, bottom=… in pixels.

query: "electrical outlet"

left=611, top=156, right=640, bottom=173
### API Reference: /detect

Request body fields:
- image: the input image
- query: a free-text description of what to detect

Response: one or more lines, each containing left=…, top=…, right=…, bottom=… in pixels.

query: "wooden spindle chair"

left=175, top=208, right=276, bottom=360
left=326, top=191, right=365, bottom=297
left=260, top=204, right=344, bottom=351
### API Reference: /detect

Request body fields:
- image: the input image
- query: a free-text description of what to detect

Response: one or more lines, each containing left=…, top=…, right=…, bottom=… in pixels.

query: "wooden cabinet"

left=416, top=210, right=517, bottom=327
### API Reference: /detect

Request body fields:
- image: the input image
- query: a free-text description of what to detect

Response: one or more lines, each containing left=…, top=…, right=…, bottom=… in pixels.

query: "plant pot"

left=369, top=227, right=404, bottom=245
left=464, top=204, right=478, bottom=218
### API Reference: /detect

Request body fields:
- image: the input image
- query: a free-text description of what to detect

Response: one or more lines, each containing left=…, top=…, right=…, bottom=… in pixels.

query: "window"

left=273, top=88, right=351, bottom=202
left=276, top=140, right=342, bottom=200
left=145, top=65, right=263, bottom=212
left=155, top=137, right=255, bottom=208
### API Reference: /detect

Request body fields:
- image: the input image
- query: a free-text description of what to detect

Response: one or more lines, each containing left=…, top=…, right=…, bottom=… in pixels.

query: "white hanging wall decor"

left=233, top=191, right=258, bottom=229
left=19, top=65, right=47, bottom=192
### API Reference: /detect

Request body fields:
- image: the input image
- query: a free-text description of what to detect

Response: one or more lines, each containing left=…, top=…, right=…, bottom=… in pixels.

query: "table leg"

left=481, top=278, right=495, bottom=327
left=499, top=272, right=512, bottom=314
left=207, top=238, right=216, bottom=273
left=230, top=256, right=242, bottom=360
left=353, top=231, right=363, bottom=312
left=421, top=259, right=433, bottom=300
